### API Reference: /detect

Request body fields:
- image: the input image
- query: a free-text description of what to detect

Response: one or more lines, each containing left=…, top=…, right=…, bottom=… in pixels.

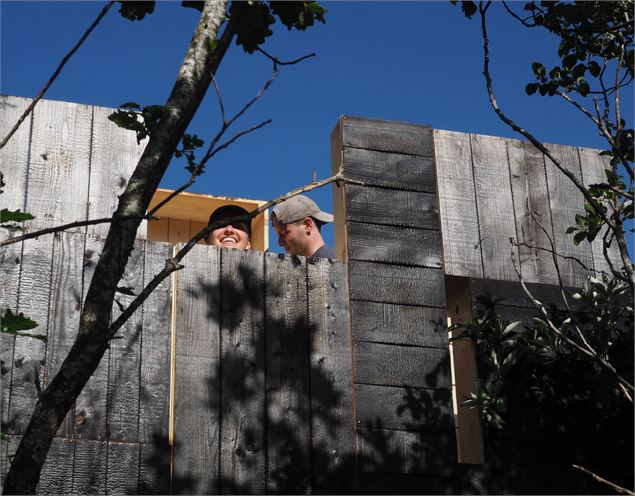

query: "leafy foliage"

left=117, top=1, right=156, bottom=21
left=175, top=133, right=206, bottom=175
left=1, top=309, right=44, bottom=341
left=108, top=102, right=166, bottom=144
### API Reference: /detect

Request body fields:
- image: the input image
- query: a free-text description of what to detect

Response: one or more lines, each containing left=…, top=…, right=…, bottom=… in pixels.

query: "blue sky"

left=1, top=1, right=632, bottom=252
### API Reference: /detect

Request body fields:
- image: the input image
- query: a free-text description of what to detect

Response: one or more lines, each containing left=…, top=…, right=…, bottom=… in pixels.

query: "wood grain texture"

left=357, top=427, right=457, bottom=476
left=355, top=383, right=454, bottom=432
left=349, top=261, right=445, bottom=307
left=147, top=217, right=169, bottom=242
left=351, top=301, right=448, bottom=348
left=343, top=147, right=437, bottom=192
left=0, top=95, right=31, bottom=213
left=219, top=248, right=265, bottom=494
left=87, top=105, right=147, bottom=238
left=330, top=117, right=348, bottom=261
left=72, top=439, right=107, bottom=495
left=25, top=98, right=92, bottom=231
left=544, top=143, right=594, bottom=287
left=470, top=278, right=573, bottom=310
left=168, top=218, right=191, bottom=243
left=341, top=116, right=434, bottom=156
left=345, top=185, right=439, bottom=230
left=348, top=222, right=442, bottom=269
left=106, top=441, right=140, bottom=495
left=577, top=146, right=622, bottom=277
left=507, top=139, right=558, bottom=284
left=139, top=442, right=170, bottom=495
left=434, top=129, right=483, bottom=278
left=173, top=245, right=221, bottom=495
left=138, top=241, right=172, bottom=444
left=0, top=435, right=20, bottom=494
left=44, top=232, right=84, bottom=438
left=107, top=238, right=145, bottom=442
left=8, top=234, right=54, bottom=435
left=307, top=257, right=357, bottom=495
left=354, top=341, right=451, bottom=389
left=265, top=253, right=311, bottom=494
left=36, top=437, right=74, bottom=495
left=470, top=133, right=517, bottom=281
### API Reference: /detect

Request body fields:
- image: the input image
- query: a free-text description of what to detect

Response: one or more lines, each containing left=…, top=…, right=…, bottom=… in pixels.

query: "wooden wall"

left=331, top=116, right=458, bottom=494
left=0, top=233, right=356, bottom=494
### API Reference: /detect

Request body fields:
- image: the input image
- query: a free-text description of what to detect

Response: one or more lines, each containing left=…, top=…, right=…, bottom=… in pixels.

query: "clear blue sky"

left=1, top=1, right=632, bottom=252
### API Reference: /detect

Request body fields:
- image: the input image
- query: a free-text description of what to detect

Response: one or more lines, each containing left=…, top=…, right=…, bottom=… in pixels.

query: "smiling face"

left=209, top=223, right=251, bottom=249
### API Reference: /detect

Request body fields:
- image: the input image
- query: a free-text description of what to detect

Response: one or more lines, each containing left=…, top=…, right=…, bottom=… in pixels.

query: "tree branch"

left=256, top=47, right=316, bottom=67
left=0, top=1, right=115, bottom=150
left=572, top=464, right=635, bottom=495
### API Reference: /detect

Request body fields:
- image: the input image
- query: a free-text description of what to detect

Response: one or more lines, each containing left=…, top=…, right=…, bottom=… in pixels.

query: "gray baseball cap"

left=272, top=195, right=333, bottom=224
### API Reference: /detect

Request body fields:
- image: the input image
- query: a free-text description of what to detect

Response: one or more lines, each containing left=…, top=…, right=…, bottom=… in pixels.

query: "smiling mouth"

left=221, top=236, right=238, bottom=245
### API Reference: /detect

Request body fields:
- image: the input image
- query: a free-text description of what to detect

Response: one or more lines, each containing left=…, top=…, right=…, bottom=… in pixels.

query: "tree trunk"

left=3, top=1, right=232, bottom=493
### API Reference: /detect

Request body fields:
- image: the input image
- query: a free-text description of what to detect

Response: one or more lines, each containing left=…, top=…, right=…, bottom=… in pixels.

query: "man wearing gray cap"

left=271, top=194, right=334, bottom=259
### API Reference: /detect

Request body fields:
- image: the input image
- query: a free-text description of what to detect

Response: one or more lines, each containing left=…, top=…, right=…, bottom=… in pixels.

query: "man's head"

left=207, top=205, right=251, bottom=250
left=271, top=195, right=332, bottom=256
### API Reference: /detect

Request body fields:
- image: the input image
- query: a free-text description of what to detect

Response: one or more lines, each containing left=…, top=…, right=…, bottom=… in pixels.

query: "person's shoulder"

left=311, top=244, right=334, bottom=259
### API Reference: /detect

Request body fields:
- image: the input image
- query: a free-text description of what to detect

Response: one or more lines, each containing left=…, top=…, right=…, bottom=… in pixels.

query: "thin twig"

left=572, top=464, right=635, bottom=495
left=211, top=74, right=227, bottom=124
left=256, top=47, right=316, bottom=67
left=515, top=241, right=595, bottom=272
left=208, top=119, right=271, bottom=159
left=0, top=1, right=115, bottom=149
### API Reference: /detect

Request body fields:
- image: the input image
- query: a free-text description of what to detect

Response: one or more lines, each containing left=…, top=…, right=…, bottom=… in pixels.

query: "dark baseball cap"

left=208, top=205, right=252, bottom=235
left=271, top=195, right=333, bottom=224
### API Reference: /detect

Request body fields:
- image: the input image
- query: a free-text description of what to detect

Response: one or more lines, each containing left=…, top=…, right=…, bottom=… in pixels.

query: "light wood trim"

left=330, top=117, right=347, bottom=261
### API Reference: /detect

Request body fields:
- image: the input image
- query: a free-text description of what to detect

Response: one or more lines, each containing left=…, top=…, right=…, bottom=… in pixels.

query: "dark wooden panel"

left=494, top=306, right=542, bottom=328
left=173, top=354, right=219, bottom=494
left=307, top=258, right=357, bottom=495
left=72, top=439, right=107, bottom=495
left=36, top=437, right=74, bottom=495
left=354, top=341, right=451, bottom=389
left=343, top=148, right=436, bottom=192
left=349, top=261, right=445, bottom=307
left=107, top=239, right=144, bottom=442
left=139, top=442, right=170, bottom=495
left=139, top=241, right=172, bottom=444
left=358, top=471, right=455, bottom=495
left=264, top=254, right=311, bottom=494
left=351, top=301, right=447, bottom=348
left=357, top=427, right=457, bottom=477
left=470, top=278, right=574, bottom=310
left=219, top=249, right=265, bottom=494
left=355, top=384, right=454, bottom=432
left=106, top=441, right=140, bottom=495
left=345, top=185, right=439, bottom=229
left=341, top=116, right=434, bottom=156
left=348, top=223, right=442, bottom=269
left=0, top=435, right=20, bottom=494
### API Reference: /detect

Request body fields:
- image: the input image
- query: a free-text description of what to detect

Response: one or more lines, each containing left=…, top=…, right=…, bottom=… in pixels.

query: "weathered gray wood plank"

left=139, top=442, right=170, bottom=495
left=138, top=241, right=172, bottom=444
left=341, top=116, right=434, bottom=156
left=36, top=437, right=74, bottom=495
left=357, top=427, right=457, bottom=476
left=343, top=148, right=437, bottom=192
left=470, top=133, right=517, bottom=280
left=72, top=439, right=107, bottom=495
left=0, top=435, right=20, bottom=494
left=8, top=234, right=54, bottom=435
left=173, top=245, right=220, bottom=495
left=25, top=98, right=93, bottom=231
left=87, top=105, right=147, bottom=238
left=354, top=341, right=451, bottom=389
left=434, top=129, right=483, bottom=278
left=507, top=139, right=558, bottom=285
left=470, top=278, right=575, bottom=310
left=345, top=185, right=439, bottom=229
left=577, top=146, right=622, bottom=277
left=349, top=261, right=445, bottom=307
left=106, top=441, right=140, bottom=495
left=219, top=248, right=265, bottom=494
left=348, top=223, right=442, bottom=269
left=265, top=253, right=311, bottom=494
left=351, top=301, right=448, bottom=348
left=355, top=384, right=454, bottom=432
left=107, top=238, right=145, bottom=442
left=0, top=95, right=31, bottom=214
left=307, top=257, right=357, bottom=495
left=44, top=232, right=84, bottom=438
left=544, top=143, right=594, bottom=287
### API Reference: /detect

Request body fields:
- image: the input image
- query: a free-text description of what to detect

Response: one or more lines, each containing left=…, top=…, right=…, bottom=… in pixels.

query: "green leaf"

left=0, top=208, right=35, bottom=224
left=532, top=62, right=546, bottom=79
left=1, top=309, right=45, bottom=341
left=118, top=1, right=155, bottom=21
left=525, top=83, right=539, bottom=95
left=573, top=231, right=587, bottom=245
left=588, top=60, right=601, bottom=77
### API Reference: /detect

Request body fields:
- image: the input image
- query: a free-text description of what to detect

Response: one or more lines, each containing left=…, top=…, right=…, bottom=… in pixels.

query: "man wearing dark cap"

left=271, top=194, right=334, bottom=259
left=206, top=204, right=252, bottom=250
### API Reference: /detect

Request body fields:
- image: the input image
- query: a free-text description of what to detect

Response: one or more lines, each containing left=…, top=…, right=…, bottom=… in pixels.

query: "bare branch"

left=256, top=47, right=316, bottom=67
left=0, top=1, right=115, bottom=149
left=572, top=464, right=635, bottom=495
left=211, top=74, right=227, bottom=124
left=501, top=1, right=537, bottom=27
left=515, top=241, right=595, bottom=272
left=207, top=119, right=271, bottom=159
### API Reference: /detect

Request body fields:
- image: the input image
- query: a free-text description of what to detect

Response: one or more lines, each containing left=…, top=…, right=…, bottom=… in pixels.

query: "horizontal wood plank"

left=354, top=341, right=451, bottom=389
left=349, top=261, right=445, bottom=307
left=106, top=441, right=140, bottom=495
left=36, top=437, right=74, bottom=495
left=351, top=301, right=448, bottom=348
left=345, top=185, right=439, bottom=229
left=470, top=278, right=574, bottom=310
left=348, top=222, right=442, bottom=268
left=355, top=384, right=454, bottom=432
left=72, top=439, right=107, bottom=495
left=343, top=148, right=436, bottom=192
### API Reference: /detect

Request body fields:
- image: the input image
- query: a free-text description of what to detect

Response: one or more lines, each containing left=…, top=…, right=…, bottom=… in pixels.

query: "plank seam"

left=342, top=144, right=434, bottom=159
left=21, top=100, right=35, bottom=213
left=355, top=424, right=455, bottom=435
left=468, top=135, right=485, bottom=278
left=575, top=146, right=596, bottom=271
left=135, top=240, right=146, bottom=495
left=262, top=251, right=269, bottom=493
left=305, top=257, right=315, bottom=493
left=353, top=379, right=452, bottom=391
left=505, top=141, right=522, bottom=279
left=217, top=247, right=223, bottom=495
left=346, top=220, right=440, bottom=233
left=348, top=256, right=442, bottom=270
left=350, top=298, right=446, bottom=310
left=352, top=338, right=449, bottom=351
left=83, top=106, right=95, bottom=236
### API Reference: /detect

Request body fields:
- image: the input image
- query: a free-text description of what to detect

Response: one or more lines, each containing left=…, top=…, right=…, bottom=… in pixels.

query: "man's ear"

left=245, top=240, right=251, bottom=250
left=303, top=217, right=314, bottom=233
